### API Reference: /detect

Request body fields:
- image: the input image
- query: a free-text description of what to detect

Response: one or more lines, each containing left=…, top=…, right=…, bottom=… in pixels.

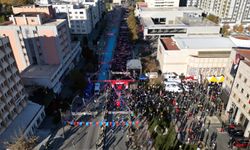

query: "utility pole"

left=59, top=108, right=65, bottom=139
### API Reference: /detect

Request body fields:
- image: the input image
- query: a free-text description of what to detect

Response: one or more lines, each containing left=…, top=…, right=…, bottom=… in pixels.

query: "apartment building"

left=223, top=48, right=250, bottom=137
left=196, top=0, right=250, bottom=25
left=186, top=0, right=198, bottom=7
left=0, top=36, right=45, bottom=147
left=157, top=36, right=235, bottom=79
left=37, top=0, right=105, bottom=35
left=144, top=0, right=180, bottom=8
left=0, top=5, right=82, bottom=93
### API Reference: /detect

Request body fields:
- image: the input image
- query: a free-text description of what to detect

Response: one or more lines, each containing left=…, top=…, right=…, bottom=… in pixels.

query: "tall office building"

left=0, top=5, right=82, bottom=93
left=144, top=0, right=180, bottom=8
left=0, top=36, right=45, bottom=147
left=196, top=0, right=250, bottom=25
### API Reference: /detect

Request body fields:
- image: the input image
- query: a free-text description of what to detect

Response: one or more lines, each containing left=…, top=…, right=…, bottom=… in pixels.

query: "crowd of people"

left=111, top=9, right=132, bottom=73
left=113, top=80, right=225, bottom=149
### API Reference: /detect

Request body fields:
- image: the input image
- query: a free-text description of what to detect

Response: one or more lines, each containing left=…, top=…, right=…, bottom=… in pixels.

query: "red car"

left=233, top=138, right=250, bottom=148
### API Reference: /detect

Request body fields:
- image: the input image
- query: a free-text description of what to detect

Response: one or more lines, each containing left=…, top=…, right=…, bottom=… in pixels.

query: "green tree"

left=127, top=7, right=139, bottom=42
left=221, top=24, right=230, bottom=36
left=69, top=69, right=87, bottom=91
left=206, top=14, right=219, bottom=24
left=6, top=135, right=38, bottom=150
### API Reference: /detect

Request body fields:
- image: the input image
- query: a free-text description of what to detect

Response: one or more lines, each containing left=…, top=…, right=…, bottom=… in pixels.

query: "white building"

left=223, top=48, right=250, bottom=137
left=186, top=0, right=198, bottom=7
left=196, top=0, right=250, bottom=25
left=144, top=0, right=179, bottom=8
left=0, top=36, right=45, bottom=148
left=50, top=0, right=105, bottom=35
left=157, top=36, right=236, bottom=78
left=136, top=7, right=220, bottom=39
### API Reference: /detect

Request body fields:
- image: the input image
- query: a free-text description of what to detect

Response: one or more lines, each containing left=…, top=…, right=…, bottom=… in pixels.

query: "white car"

left=163, top=72, right=178, bottom=79
left=164, top=82, right=183, bottom=92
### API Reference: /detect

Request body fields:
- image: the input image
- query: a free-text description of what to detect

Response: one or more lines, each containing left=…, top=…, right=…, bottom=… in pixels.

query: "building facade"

left=186, top=0, right=198, bottom=7
left=224, top=48, right=250, bottom=137
left=136, top=7, right=220, bottom=40
left=0, top=36, right=45, bottom=147
left=196, top=0, right=250, bottom=25
left=0, top=5, right=82, bottom=93
left=144, top=0, right=180, bottom=8
left=48, top=0, right=105, bottom=35
left=157, top=36, right=235, bottom=78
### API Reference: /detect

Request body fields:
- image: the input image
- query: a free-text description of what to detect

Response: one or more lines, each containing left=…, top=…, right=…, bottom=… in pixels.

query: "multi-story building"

left=0, top=36, right=45, bottom=147
left=136, top=7, right=220, bottom=40
left=186, top=0, right=198, bottom=7
left=0, top=5, right=82, bottom=93
left=157, top=36, right=236, bottom=79
left=52, top=3, right=96, bottom=35
left=144, top=0, right=180, bottom=8
left=196, top=0, right=250, bottom=25
left=223, top=48, right=250, bottom=138
left=37, top=0, right=105, bottom=36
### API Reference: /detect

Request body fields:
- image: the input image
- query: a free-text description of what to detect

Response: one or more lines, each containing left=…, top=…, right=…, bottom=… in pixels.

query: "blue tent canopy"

left=139, top=74, right=148, bottom=80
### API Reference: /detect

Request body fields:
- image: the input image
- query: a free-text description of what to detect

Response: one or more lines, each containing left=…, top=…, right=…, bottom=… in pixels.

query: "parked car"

left=233, top=137, right=250, bottom=148
left=230, top=129, right=244, bottom=138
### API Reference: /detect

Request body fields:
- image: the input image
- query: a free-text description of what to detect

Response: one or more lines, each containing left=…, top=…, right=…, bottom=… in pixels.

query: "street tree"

left=221, top=24, right=230, bottom=36
left=206, top=14, right=219, bottom=24
left=5, top=135, right=38, bottom=150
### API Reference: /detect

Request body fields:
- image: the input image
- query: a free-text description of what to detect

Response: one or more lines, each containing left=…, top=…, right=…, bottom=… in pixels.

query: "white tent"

left=126, top=59, right=142, bottom=70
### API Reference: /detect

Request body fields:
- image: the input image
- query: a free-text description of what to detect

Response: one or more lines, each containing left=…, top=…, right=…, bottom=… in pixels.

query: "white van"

left=164, top=81, right=183, bottom=92
left=145, top=72, right=158, bottom=79
left=163, top=72, right=178, bottom=79
left=94, top=83, right=101, bottom=95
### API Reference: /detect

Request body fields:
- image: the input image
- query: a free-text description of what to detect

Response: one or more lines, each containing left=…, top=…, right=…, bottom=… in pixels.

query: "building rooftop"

left=140, top=16, right=217, bottom=28
left=14, top=12, right=47, bottom=17
left=161, top=38, right=179, bottom=51
left=174, top=36, right=236, bottom=50
left=21, top=65, right=59, bottom=79
left=139, top=6, right=201, bottom=12
left=0, top=101, right=43, bottom=147
left=237, top=49, right=250, bottom=60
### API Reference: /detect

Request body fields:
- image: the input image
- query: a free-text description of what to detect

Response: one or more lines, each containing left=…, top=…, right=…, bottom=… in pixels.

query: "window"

left=236, top=83, right=239, bottom=88
left=241, top=88, right=244, bottom=93
left=238, top=98, right=241, bottom=103
left=244, top=78, right=247, bottom=83
left=80, top=12, right=83, bottom=14
left=247, top=94, right=249, bottom=99
left=69, top=12, right=72, bottom=14
left=233, top=93, right=236, bottom=98
left=239, top=73, right=242, bottom=79
left=243, top=104, right=246, bottom=109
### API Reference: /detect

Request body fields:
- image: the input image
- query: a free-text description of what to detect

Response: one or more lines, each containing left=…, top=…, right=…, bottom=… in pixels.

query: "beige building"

left=157, top=36, right=235, bottom=78
left=0, top=36, right=45, bottom=147
left=224, top=48, right=250, bottom=137
left=0, top=5, right=82, bottom=93
left=196, top=0, right=250, bottom=25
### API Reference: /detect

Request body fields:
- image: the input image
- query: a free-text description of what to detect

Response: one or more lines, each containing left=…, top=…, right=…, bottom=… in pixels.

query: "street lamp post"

left=59, top=108, right=65, bottom=139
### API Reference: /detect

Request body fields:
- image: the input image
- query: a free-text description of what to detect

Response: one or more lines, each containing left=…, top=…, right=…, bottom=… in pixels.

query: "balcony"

left=14, top=75, right=20, bottom=83
left=4, top=47, right=11, bottom=54
left=12, top=89, right=18, bottom=97
left=8, top=79, right=15, bottom=89
left=11, top=67, right=18, bottom=74
left=9, top=104, right=15, bottom=112
left=4, top=70, right=11, bottom=79
left=7, top=57, right=15, bottom=64
left=1, top=61, right=8, bottom=69
left=4, top=95, right=12, bottom=104
left=0, top=51, right=4, bottom=59
left=0, top=74, right=4, bottom=84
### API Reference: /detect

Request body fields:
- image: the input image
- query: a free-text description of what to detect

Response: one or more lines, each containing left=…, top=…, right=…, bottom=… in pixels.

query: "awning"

left=139, top=74, right=148, bottom=80
left=207, top=76, right=218, bottom=82
left=217, top=76, right=225, bottom=83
